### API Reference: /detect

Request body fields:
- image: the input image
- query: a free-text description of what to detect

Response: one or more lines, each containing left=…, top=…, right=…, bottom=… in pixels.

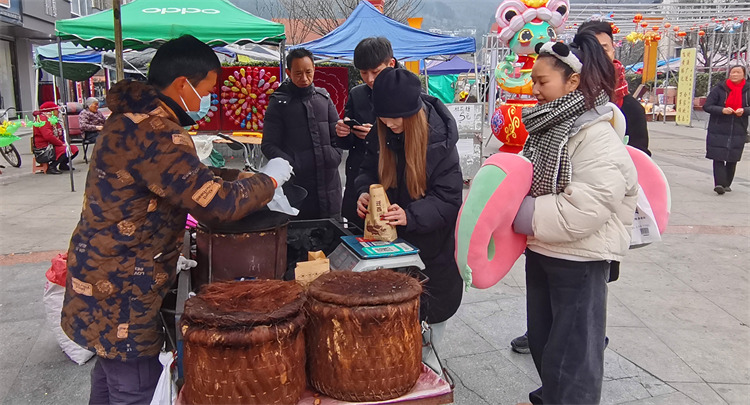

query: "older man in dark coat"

left=262, top=48, right=342, bottom=219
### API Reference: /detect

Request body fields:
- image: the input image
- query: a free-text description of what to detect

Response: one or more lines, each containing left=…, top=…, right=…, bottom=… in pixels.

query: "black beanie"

left=372, top=67, right=424, bottom=118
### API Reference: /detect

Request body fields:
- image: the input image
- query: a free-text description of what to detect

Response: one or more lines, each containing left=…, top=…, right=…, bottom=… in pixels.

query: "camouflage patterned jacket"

left=62, top=80, right=275, bottom=361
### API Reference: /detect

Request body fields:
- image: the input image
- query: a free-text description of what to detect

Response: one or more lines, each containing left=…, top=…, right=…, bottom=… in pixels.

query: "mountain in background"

left=230, top=0, right=665, bottom=46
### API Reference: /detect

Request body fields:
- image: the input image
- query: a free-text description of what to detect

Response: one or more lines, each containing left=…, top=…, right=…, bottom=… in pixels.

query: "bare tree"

left=282, top=0, right=423, bottom=38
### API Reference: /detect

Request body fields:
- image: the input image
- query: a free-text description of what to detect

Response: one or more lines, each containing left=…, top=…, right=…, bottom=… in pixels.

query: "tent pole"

left=34, top=69, right=39, bottom=110
left=279, top=40, right=286, bottom=82
left=113, top=0, right=124, bottom=82
left=473, top=52, right=480, bottom=103
left=57, top=37, right=75, bottom=192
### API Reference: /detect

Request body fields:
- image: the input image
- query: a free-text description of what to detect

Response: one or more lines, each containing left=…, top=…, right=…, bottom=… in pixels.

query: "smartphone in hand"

left=344, top=118, right=363, bottom=128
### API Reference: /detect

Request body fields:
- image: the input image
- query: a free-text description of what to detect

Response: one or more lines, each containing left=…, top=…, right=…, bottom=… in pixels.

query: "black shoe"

left=724, top=186, right=732, bottom=192
left=511, top=332, right=530, bottom=354
left=605, top=336, right=610, bottom=348
left=59, top=165, right=75, bottom=171
left=714, top=186, right=725, bottom=195
left=46, top=167, right=62, bottom=174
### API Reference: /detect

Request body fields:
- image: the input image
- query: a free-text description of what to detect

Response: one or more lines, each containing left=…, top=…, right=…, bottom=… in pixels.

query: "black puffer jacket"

left=704, top=81, right=750, bottom=162
left=620, top=95, right=651, bottom=156
left=262, top=80, right=342, bottom=219
left=340, top=84, right=376, bottom=227
left=355, top=94, right=464, bottom=324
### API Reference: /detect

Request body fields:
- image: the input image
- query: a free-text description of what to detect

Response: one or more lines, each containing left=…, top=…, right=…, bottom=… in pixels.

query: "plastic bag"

left=630, top=191, right=661, bottom=248
left=45, top=253, right=68, bottom=286
left=43, top=281, right=95, bottom=365
left=149, top=351, right=177, bottom=405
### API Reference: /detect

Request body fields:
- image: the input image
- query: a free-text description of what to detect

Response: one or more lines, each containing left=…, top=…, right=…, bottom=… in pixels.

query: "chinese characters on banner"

left=676, top=48, right=697, bottom=126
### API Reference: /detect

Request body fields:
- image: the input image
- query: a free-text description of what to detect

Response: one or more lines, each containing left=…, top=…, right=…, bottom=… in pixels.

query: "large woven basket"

left=306, top=270, right=423, bottom=402
left=180, top=280, right=307, bottom=405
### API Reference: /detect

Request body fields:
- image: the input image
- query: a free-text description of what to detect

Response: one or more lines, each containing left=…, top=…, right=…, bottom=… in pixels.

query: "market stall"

left=51, top=0, right=287, bottom=189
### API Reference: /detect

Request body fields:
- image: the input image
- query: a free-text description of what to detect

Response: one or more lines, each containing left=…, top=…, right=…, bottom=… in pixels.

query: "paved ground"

left=0, top=121, right=748, bottom=404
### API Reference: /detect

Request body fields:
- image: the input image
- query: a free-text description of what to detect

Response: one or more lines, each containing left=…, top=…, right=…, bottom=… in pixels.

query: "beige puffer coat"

left=527, top=103, right=638, bottom=262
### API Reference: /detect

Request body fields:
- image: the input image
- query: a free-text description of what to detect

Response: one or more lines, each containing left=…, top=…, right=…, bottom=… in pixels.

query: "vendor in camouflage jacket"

left=61, top=36, right=292, bottom=404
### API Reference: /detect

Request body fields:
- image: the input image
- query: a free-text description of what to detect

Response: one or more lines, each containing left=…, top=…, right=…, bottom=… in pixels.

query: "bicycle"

left=0, top=107, right=22, bottom=168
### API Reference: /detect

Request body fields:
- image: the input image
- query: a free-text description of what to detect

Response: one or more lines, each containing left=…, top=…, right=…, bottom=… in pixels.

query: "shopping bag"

left=149, top=351, right=177, bottom=405
left=630, top=190, right=661, bottom=248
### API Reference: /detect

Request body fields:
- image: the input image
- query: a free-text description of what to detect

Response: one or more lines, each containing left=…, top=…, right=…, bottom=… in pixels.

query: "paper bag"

left=295, top=251, right=330, bottom=286
left=364, top=184, right=398, bottom=242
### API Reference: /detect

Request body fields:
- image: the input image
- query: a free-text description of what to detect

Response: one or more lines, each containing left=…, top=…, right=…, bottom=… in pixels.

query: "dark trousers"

left=713, top=160, right=737, bottom=187
left=89, top=355, right=162, bottom=405
left=51, top=150, right=79, bottom=169
left=525, top=249, right=609, bottom=405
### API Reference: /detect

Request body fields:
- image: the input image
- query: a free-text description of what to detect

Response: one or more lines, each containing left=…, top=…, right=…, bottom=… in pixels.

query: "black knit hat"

left=372, top=67, right=424, bottom=118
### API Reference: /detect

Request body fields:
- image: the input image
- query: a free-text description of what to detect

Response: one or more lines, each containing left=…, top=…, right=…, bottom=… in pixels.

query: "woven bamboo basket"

left=306, top=270, right=423, bottom=402
left=180, top=280, right=307, bottom=405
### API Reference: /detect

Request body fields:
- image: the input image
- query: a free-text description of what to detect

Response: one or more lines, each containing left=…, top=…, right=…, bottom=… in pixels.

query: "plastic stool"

left=32, top=157, right=48, bottom=174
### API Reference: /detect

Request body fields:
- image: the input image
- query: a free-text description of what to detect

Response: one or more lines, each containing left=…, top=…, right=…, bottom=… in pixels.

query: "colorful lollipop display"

left=219, top=66, right=280, bottom=132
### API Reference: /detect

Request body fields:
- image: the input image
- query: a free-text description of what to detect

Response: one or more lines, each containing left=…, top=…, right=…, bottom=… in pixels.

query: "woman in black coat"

left=704, top=65, right=750, bottom=194
left=355, top=68, right=464, bottom=375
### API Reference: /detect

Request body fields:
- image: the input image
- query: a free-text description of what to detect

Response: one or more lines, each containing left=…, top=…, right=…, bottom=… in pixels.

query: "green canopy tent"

left=55, top=0, right=286, bottom=50
left=52, top=0, right=287, bottom=191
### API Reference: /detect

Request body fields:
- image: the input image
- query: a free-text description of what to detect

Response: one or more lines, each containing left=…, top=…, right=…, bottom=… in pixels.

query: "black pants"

left=526, top=249, right=609, bottom=405
left=89, top=355, right=162, bottom=405
left=50, top=150, right=79, bottom=169
left=713, top=160, right=737, bottom=188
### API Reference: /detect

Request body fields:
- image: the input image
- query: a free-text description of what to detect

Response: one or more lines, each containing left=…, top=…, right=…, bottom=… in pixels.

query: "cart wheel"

left=0, top=144, right=21, bottom=167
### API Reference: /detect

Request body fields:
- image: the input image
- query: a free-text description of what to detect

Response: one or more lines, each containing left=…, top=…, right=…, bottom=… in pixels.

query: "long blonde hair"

left=377, top=109, right=428, bottom=200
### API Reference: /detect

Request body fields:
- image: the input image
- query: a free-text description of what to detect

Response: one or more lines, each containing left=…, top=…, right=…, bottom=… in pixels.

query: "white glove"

left=176, top=255, right=197, bottom=273
left=260, top=157, right=293, bottom=187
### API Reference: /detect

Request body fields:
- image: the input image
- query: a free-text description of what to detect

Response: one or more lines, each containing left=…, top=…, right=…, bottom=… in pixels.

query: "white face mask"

left=180, top=80, right=211, bottom=121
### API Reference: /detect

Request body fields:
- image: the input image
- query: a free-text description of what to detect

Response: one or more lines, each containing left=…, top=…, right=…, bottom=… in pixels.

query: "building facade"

left=0, top=0, right=111, bottom=118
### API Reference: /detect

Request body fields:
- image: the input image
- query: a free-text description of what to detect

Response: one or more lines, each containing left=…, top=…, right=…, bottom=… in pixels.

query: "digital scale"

left=329, top=236, right=426, bottom=273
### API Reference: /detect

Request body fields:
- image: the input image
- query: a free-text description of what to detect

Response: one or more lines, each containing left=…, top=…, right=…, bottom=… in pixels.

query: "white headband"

left=539, top=41, right=582, bottom=73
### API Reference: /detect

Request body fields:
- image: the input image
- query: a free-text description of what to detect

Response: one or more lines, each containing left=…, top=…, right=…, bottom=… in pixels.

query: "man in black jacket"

left=262, top=48, right=342, bottom=219
left=335, top=37, right=396, bottom=227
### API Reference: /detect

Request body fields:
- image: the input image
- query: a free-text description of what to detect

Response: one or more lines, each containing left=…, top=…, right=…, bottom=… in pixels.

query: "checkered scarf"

left=522, top=90, right=608, bottom=197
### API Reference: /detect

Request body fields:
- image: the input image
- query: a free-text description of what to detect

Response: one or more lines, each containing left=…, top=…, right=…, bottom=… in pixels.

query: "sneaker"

left=725, top=186, right=732, bottom=192
left=511, top=332, right=530, bottom=354
left=714, top=186, right=725, bottom=195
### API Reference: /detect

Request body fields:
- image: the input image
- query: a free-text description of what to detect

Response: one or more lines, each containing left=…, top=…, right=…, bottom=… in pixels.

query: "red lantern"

left=641, top=22, right=649, bottom=28
left=654, top=34, right=661, bottom=41
left=698, top=30, right=706, bottom=37
left=652, top=26, right=659, bottom=31
left=634, top=14, right=643, bottom=22
left=664, top=22, right=672, bottom=29
left=673, top=26, right=679, bottom=32
left=677, top=31, right=687, bottom=37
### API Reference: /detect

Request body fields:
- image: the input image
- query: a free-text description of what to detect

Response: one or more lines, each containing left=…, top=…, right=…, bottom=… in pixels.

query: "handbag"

left=33, top=144, right=55, bottom=164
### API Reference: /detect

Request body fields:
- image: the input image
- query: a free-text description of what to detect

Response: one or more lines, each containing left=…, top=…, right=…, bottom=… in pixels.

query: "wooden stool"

left=32, top=156, right=48, bottom=174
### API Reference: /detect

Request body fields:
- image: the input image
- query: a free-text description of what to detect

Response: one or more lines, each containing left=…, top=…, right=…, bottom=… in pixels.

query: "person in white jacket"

left=512, top=32, right=638, bottom=404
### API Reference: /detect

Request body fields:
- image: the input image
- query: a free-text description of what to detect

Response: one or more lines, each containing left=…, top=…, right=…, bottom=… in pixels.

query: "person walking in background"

left=511, top=32, right=638, bottom=404
left=703, top=65, right=749, bottom=195
left=77, top=97, right=106, bottom=162
left=33, top=101, right=79, bottom=174
left=262, top=47, right=343, bottom=220
left=355, top=67, right=464, bottom=375
left=335, top=37, right=397, bottom=228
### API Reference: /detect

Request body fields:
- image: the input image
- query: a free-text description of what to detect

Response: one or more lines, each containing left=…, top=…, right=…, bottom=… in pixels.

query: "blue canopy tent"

left=626, top=57, right=681, bottom=73
left=294, top=1, right=476, bottom=62
left=418, top=57, right=478, bottom=103
left=421, top=56, right=476, bottom=75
